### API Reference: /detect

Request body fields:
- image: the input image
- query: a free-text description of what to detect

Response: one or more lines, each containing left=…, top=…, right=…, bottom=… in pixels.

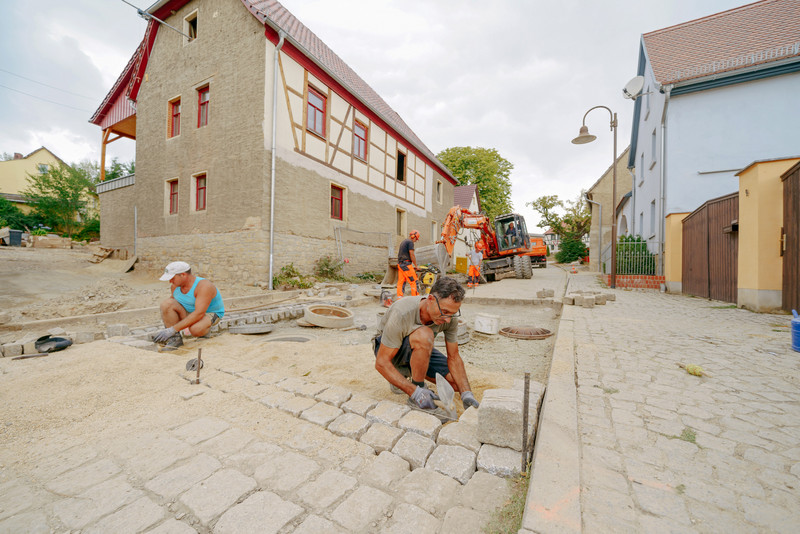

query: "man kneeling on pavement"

left=153, top=261, right=225, bottom=350
left=373, top=276, right=480, bottom=410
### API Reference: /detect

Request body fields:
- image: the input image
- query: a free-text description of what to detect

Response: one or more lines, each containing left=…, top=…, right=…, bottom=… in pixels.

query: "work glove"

left=410, top=386, right=440, bottom=410
left=153, top=326, right=177, bottom=343
left=461, top=391, right=480, bottom=410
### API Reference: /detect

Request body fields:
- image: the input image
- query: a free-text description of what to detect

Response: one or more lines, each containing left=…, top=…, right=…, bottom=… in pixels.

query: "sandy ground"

left=0, top=246, right=560, bottom=459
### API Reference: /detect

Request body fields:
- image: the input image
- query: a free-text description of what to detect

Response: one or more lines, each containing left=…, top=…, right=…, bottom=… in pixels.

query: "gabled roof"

left=453, top=184, right=480, bottom=211
left=643, top=0, right=800, bottom=85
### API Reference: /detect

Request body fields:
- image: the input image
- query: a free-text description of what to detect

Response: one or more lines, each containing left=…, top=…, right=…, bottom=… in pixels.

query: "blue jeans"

left=373, top=334, right=450, bottom=380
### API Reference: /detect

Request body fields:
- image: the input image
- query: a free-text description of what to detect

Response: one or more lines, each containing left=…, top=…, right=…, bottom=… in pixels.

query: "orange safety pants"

left=397, top=263, right=418, bottom=297
left=467, top=265, right=480, bottom=287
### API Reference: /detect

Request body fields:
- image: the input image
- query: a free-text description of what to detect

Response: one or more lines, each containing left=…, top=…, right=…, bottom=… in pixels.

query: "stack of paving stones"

left=562, top=289, right=616, bottom=308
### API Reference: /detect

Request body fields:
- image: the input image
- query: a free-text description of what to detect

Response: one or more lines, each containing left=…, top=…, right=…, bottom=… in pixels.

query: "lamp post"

left=572, top=106, right=617, bottom=289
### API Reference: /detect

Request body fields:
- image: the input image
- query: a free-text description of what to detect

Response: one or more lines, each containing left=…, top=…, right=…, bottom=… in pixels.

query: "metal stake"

left=195, top=348, right=202, bottom=385
left=522, top=372, right=530, bottom=473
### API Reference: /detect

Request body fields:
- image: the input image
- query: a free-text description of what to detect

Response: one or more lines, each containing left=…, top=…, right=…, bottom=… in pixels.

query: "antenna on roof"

left=119, top=0, right=194, bottom=40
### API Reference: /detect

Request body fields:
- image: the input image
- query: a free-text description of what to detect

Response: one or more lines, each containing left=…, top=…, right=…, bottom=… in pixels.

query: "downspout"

left=584, top=194, right=602, bottom=273
left=659, top=84, right=672, bottom=277
left=268, top=30, right=286, bottom=290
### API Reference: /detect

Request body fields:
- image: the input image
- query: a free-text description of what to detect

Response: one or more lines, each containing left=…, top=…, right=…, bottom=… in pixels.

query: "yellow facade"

left=736, top=157, right=800, bottom=311
left=663, top=212, right=689, bottom=292
left=0, top=148, right=64, bottom=213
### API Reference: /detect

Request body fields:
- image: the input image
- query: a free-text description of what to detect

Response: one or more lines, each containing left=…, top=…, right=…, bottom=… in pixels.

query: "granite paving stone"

left=360, top=422, right=405, bottom=453
left=296, top=469, right=357, bottom=510
left=330, top=485, right=394, bottom=531
left=253, top=451, right=319, bottom=492
left=328, top=412, right=371, bottom=440
left=460, top=471, right=511, bottom=512
left=83, top=496, right=164, bottom=534
left=367, top=400, right=411, bottom=426
left=198, top=427, right=256, bottom=458
left=147, top=518, right=200, bottom=534
left=439, top=505, right=489, bottom=534
left=425, top=444, right=476, bottom=484
left=45, top=458, right=121, bottom=496
left=392, top=432, right=436, bottom=469
left=315, top=385, right=353, bottom=407
left=295, top=381, right=329, bottom=397
left=476, top=444, right=521, bottom=477
left=342, top=394, right=379, bottom=416
left=144, top=454, right=221, bottom=500
left=397, top=410, right=442, bottom=439
left=360, top=451, right=411, bottom=489
left=291, top=514, right=347, bottom=534
left=436, top=421, right=481, bottom=453
left=213, top=491, right=303, bottom=534
left=0, top=511, right=49, bottom=534
left=277, top=394, right=318, bottom=416
left=53, top=475, right=143, bottom=530
left=259, top=389, right=296, bottom=408
left=299, top=401, right=343, bottom=428
left=179, top=468, right=256, bottom=524
left=383, top=503, right=440, bottom=534
left=170, top=417, right=230, bottom=445
left=396, top=468, right=461, bottom=517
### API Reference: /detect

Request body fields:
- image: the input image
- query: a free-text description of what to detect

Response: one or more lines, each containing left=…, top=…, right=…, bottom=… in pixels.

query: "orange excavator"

left=438, top=206, right=547, bottom=281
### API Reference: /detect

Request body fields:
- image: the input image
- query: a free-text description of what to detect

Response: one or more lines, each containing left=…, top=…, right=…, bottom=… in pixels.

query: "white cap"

left=159, top=261, right=190, bottom=281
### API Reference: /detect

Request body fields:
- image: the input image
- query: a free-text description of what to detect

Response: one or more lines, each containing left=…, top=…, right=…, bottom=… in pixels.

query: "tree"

left=0, top=196, right=35, bottom=229
left=23, top=163, right=94, bottom=238
left=527, top=191, right=591, bottom=240
left=436, top=146, right=513, bottom=220
left=105, top=158, right=135, bottom=181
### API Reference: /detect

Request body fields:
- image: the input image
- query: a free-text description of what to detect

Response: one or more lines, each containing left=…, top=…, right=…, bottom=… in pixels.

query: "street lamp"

left=572, top=106, right=617, bottom=289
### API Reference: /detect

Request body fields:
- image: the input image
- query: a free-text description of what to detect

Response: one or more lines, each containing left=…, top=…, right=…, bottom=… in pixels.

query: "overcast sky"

left=1, top=0, right=746, bottom=231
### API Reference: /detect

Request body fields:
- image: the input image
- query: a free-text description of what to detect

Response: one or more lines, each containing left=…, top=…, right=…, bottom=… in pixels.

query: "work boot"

left=161, top=333, right=184, bottom=351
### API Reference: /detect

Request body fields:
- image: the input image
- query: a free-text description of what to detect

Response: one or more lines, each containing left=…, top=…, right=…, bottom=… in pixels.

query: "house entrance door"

left=782, top=162, right=800, bottom=311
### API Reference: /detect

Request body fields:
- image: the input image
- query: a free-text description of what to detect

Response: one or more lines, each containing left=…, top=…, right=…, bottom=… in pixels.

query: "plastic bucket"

left=792, top=310, right=800, bottom=353
left=474, top=313, right=500, bottom=335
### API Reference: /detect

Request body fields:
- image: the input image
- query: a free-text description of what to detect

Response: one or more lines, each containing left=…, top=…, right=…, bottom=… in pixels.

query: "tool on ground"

left=186, top=348, right=203, bottom=383
left=677, top=362, right=711, bottom=377
left=522, top=372, right=530, bottom=473
left=380, top=289, right=393, bottom=308
left=435, top=372, right=457, bottom=420
left=12, top=335, right=73, bottom=361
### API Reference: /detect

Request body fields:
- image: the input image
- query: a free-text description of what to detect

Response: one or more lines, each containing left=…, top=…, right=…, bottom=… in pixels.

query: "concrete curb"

left=519, top=304, right=581, bottom=532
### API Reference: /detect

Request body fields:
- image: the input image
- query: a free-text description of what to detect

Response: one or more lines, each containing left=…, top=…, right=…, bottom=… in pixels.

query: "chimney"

left=13, top=153, right=23, bottom=160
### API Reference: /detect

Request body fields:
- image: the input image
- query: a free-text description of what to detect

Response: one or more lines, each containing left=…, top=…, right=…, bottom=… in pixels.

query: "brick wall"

left=605, top=274, right=665, bottom=290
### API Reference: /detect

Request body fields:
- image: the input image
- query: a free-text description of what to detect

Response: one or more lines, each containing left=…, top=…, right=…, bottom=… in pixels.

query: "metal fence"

left=600, top=237, right=662, bottom=276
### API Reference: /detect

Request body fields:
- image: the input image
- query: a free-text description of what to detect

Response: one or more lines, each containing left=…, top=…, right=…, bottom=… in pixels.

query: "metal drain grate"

left=499, top=326, right=553, bottom=340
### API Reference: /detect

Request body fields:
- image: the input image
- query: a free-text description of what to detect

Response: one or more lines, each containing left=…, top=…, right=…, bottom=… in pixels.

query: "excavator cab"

left=495, top=214, right=529, bottom=252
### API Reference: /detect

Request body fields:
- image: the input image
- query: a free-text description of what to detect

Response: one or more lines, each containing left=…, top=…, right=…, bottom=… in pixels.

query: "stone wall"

left=99, top=183, right=135, bottom=251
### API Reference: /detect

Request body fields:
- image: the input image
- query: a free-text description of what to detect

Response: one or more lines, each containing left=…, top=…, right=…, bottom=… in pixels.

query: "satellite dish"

left=622, top=76, right=645, bottom=100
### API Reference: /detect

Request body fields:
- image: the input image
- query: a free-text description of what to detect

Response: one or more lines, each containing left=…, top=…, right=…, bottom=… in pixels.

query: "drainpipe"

left=659, top=85, right=672, bottom=278
left=268, top=31, right=286, bottom=290
left=584, top=194, right=602, bottom=273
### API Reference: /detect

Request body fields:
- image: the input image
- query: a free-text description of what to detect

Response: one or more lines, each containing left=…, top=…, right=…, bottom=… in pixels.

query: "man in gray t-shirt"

left=373, top=276, right=480, bottom=411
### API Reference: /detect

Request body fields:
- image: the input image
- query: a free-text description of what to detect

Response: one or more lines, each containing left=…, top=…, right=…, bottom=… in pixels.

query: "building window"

left=168, top=180, right=179, bottom=214
left=396, top=151, right=406, bottom=182
left=37, top=164, right=49, bottom=174
left=307, top=86, right=326, bottom=137
left=650, top=129, right=657, bottom=169
left=396, top=209, right=406, bottom=236
left=197, top=86, right=209, bottom=128
left=353, top=121, right=367, bottom=161
left=650, top=200, right=656, bottom=237
left=331, top=185, right=344, bottom=220
left=169, top=98, right=181, bottom=138
left=431, top=221, right=438, bottom=241
left=185, top=11, right=197, bottom=42
left=195, top=174, right=207, bottom=211
left=436, top=180, right=442, bottom=203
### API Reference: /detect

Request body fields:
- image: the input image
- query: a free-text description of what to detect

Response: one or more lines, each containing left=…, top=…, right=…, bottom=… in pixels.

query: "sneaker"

left=161, top=333, right=184, bottom=351
left=209, top=313, right=221, bottom=327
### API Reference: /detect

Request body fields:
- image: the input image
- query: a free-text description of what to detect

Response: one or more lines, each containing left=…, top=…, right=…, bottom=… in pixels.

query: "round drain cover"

left=499, top=326, right=553, bottom=340
left=262, top=335, right=315, bottom=343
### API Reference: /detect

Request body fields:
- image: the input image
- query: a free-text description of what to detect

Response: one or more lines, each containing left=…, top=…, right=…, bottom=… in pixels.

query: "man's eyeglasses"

left=433, top=296, right=461, bottom=318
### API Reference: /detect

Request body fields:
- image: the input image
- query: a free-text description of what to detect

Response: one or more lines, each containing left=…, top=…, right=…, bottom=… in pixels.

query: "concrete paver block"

left=392, top=432, right=436, bottom=469
left=45, top=458, right=121, bottom=495
left=425, top=444, right=477, bottom=484
left=74, top=331, right=97, bottom=344
left=440, top=506, right=489, bottom=534
left=171, top=417, right=230, bottom=445
left=563, top=295, right=575, bottom=305
left=107, top=324, right=130, bottom=337
left=199, top=427, right=256, bottom=458
left=214, top=491, right=303, bottom=534
left=145, top=454, right=221, bottom=499
left=398, top=410, right=443, bottom=439
left=461, top=471, right=512, bottom=512
left=437, top=421, right=481, bottom=453
left=477, top=444, right=522, bottom=478
left=360, top=451, right=411, bottom=489
left=477, top=387, right=544, bottom=451
left=292, top=514, right=347, bottom=534
left=316, top=385, right=353, bottom=407
left=384, top=503, right=441, bottom=534
left=179, top=468, right=257, bottom=524
left=53, top=475, right=143, bottom=529
left=328, top=413, right=371, bottom=440
left=603, top=292, right=616, bottom=301
left=277, top=394, right=318, bottom=416
left=342, top=394, right=379, bottom=416
left=300, top=401, right=343, bottom=428
left=331, top=485, right=393, bottom=531
left=296, top=470, right=357, bottom=510
left=367, top=400, right=411, bottom=426
left=396, top=468, right=461, bottom=517
left=583, top=296, right=595, bottom=308
left=296, top=381, right=329, bottom=397
left=83, top=496, right=164, bottom=534
left=260, top=389, right=296, bottom=408
left=360, top=423, right=405, bottom=453
left=276, top=376, right=307, bottom=393
left=2, top=343, right=22, bottom=357
left=253, top=451, right=319, bottom=492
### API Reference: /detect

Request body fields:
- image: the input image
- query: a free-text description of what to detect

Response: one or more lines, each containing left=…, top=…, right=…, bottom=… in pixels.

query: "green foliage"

left=314, top=255, right=344, bottom=280
left=352, top=272, right=382, bottom=283
left=105, top=158, right=135, bottom=181
left=527, top=191, right=591, bottom=238
left=436, top=146, right=513, bottom=220
left=272, top=264, right=314, bottom=289
left=23, top=163, right=94, bottom=238
left=555, top=236, right=587, bottom=263
left=74, top=216, right=100, bottom=241
left=0, top=195, right=35, bottom=229
left=616, top=234, right=656, bottom=275
left=31, top=228, right=47, bottom=236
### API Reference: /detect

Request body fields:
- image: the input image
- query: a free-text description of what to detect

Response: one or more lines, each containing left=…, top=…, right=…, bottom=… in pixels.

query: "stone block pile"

left=561, top=289, right=616, bottom=308
left=195, top=367, right=546, bottom=485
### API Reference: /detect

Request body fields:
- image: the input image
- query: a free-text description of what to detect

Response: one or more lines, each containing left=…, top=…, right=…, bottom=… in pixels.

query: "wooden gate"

left=682, top=192, right=739, bottom=303
left=783, top=162, right=800, bottom=311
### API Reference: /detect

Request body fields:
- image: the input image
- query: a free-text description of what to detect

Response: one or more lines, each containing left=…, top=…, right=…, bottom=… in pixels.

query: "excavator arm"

left=437, top=206, right=498, bottom=257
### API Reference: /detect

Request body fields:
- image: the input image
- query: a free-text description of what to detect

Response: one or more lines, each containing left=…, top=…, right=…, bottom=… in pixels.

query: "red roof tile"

left=453, top=185, right=479, bottom=210
left=643, top=0, right=800, bottom=84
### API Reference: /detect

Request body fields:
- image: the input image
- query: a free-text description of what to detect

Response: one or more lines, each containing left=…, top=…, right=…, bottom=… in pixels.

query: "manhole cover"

left=499, top=326, right=553, bottom=340
left=262, top=335, right=315, bottom=343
